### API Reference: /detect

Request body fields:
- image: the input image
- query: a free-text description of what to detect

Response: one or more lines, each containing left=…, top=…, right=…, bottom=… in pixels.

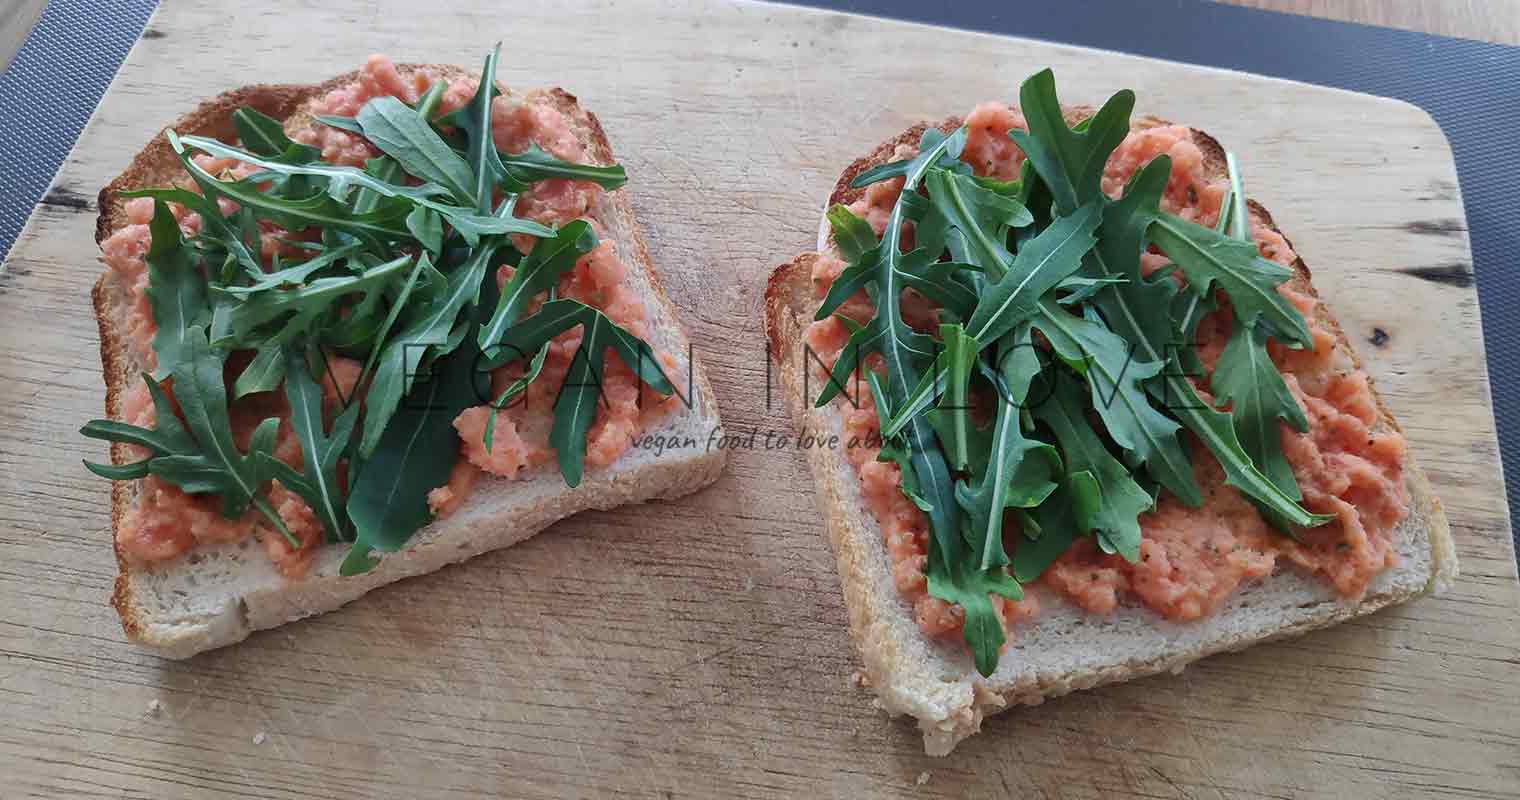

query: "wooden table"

left=3, top=1, right=1518, bottom=798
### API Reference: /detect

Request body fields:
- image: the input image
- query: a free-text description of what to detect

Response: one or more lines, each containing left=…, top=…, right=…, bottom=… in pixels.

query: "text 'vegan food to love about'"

left=765, top=69, right=1455, bottom=755
left=85, top=48, right=724, bottom=658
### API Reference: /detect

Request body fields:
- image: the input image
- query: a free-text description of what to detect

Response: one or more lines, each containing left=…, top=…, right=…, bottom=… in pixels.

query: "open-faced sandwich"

left=764, top=71, right=1457, bottom=754
left=85, top=48, right=724, bottom=658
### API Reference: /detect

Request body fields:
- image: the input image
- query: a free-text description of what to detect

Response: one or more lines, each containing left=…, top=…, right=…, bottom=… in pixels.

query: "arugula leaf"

left=142, top=199, right=208, bottom=379
left=955, top=325, right=1059, bottom=570
left=83, top=329, right=296, bottom=545
left=1011, top=480, right=1080, bottom=582
left=1148, top=214, right=1312, bottom=349
left=231, top=106, right=317, bottom=161
left=353, top=157, right=404, bottom=214
left=893, top=250, right=981, bottom=320
left=963, top=199, right=1100, bottom=345
left=360, top=246, right=494, bottom=458
left=478, top=219, right=596, bottom=356
left=933, top=323, right=980, bottom=472
left=355, top=96, right=478, bottom=206
left=1154, top=368, right=1332, bottom=529
left=217, top=241, right=363, bottom=297
left=161, top=328, right=272, bottom=517
left=492, top=298, right=674, bottom=486
left=1056, top=274, right=1126, bottom=306
left=342, top=336, right=487, bottom=575
left=120, top=186, right=265, bottom=280
left=1033, top=300, right=1196, bottom=510
left=82, top=373, right=193, bottom=464
left=483, top=340, right=550, bottom=454
left=1208, top=151, right=1309, bottom=508
left=313, top=114, right=364, bottom=135
left=260, top=347, right=358, bottom=542
left=499, top=143, right=628, bottom=189
left=440, top=43, right=513, bottom=211
left=878, top=345, right=950, bottom=439
left=1010, top=69, right=1134, bottom=216
left=1213, top=322, right=1309, bottom=494
left=825, top=203, right=878, bottom=263
left=169, top=131, right=412, bottom=251
left=1033, top=372, right=1151, bottom=561
left=926, top=558, right=1022, bottom=678
left=849, top=126, right=969, bottom=189
left=1217, top=152, right=1250, bottom=241
left=233, top=342, right=286, bottom=399
left=222, top=253, right=414, bottom=345
left=176, top=134, right=552, bottom=244
left=869, top=372, right=932, bottom=512
left=924, top=167, right=1032, bottom=279
left=406, top=206, right=443, bottom=255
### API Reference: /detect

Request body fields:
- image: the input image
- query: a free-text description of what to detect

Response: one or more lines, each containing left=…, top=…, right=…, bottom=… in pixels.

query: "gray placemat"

left=0, top=0, right=157, bottom=259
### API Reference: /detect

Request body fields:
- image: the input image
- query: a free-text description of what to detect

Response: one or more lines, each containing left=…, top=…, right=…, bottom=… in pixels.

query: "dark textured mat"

left=0, top=0, right=157, bottom=258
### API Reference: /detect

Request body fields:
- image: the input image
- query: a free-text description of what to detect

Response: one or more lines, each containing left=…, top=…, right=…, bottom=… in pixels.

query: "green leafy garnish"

left=478, top=219, right=596, bottom=356
left=954, top=325, right=1059, bottom=570
left=83, top=49, right=663, bottom=575
left=261, top=347, right=359, bottom=542
left=1033, top=372, right=1151, bottom=560
left=82, top=328, right=296, bottom=546
left=1207, top=153, right=1311, bottom=520
left=143, top=199, right=209, bottom=379
left=354, top=96, right=478, bottom=206
left=808, top=68, right=1330, bottom=676
left=493, top=299, right=674, bottom=487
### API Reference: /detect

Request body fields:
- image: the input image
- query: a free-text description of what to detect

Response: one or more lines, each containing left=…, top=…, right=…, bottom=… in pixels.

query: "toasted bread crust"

left=767, top=106, right=1456, bottom=754
left=96, top=63, right=725, bottom=654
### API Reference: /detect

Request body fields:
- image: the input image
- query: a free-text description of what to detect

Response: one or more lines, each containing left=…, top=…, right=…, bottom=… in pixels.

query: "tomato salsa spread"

left=805, top=103, right=1408, bottom=642
left=101, top=55, right=676, bottom=576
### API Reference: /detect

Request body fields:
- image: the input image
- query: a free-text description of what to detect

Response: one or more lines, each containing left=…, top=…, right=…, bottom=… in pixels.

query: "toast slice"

left=763, top=109, right=1458, bottom=755
left=94, top=64, right=725, bottom=659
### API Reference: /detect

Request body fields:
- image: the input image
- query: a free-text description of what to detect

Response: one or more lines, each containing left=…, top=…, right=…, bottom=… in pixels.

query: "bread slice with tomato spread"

left=764, top=103, right=1456, bottom=755
left=92, top=59, right=725, bottom=658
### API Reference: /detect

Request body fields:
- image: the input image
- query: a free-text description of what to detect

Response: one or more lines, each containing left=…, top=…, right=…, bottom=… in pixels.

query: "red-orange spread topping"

left=99, top=55, right=672, bottom=574
left=806, top=108, right=1409, bottom=641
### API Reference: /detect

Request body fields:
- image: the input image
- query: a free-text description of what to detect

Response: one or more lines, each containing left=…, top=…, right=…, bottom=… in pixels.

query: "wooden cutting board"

left=3, top=1, right=1516, bottom=797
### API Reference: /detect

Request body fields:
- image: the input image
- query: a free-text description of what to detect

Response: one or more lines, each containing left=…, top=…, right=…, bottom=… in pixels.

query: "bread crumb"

left=252, top=732, right=267, bottom=745
left=916, top=771, right=931, bottom=785
left=146, top=699, right=162, bottom=717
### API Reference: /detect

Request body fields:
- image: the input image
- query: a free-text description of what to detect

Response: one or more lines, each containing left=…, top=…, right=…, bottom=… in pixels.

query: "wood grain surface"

left=3, top=0, right=1520, bottom=78
left=0, top=0, right=47, bottom=72
left=1219, top=0, right=1520, bottom=45
left=2, top=1, right=1517, bottom=798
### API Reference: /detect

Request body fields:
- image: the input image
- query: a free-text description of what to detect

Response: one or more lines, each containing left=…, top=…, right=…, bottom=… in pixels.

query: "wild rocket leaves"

left=143, top=199, right=209, bottom=379
left=82, top=47, right=657, bottom=574
left=493, top=299, right=674, bottom=486
left=818, top=68, right=1328, bottom=676
left=1207, top=155, right=1310, bottom=513
left=82, top=327, right=299, bottom=547
left=963, top=200, right=1100, bottom=343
